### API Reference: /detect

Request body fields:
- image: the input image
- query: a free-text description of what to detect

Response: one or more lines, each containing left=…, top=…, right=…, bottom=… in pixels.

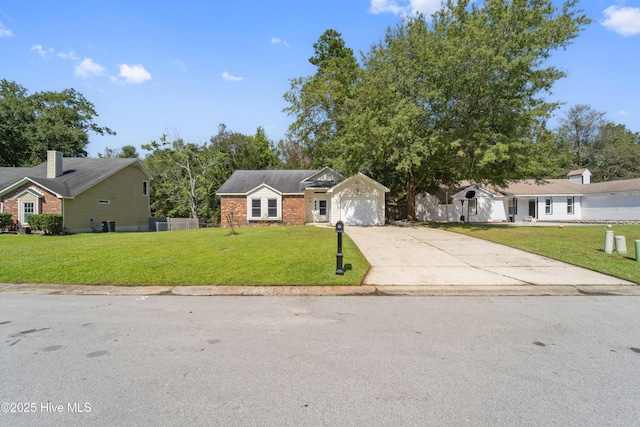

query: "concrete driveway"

left=346, top=225, right=637, bottom=294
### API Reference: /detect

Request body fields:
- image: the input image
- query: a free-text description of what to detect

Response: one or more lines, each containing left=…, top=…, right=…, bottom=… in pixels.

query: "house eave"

left=0, top=177, right=65, bottom=199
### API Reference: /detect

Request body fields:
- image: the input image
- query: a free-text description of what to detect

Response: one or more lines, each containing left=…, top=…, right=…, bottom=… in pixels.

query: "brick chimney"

left=47, top=150, right=64, bottom=178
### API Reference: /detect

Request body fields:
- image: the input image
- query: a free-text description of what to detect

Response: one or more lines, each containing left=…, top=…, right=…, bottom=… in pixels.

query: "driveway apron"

left=345, top=226, right=634, bottom=287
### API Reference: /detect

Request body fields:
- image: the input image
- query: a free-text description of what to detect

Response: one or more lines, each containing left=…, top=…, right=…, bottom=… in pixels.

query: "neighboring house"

left=416, top=169, right=640, bottom=223
left=216, top=168, right=389, bottom=227
left=0, top=150, right=152, bottom=233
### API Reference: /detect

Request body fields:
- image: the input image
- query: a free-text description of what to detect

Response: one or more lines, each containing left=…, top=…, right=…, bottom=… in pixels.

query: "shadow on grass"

left=426, top=222, right=501, bottom=232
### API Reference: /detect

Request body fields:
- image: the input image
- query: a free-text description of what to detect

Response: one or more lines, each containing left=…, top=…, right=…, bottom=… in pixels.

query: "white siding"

left=304, top=189, right=330, bottom=223
left=582, top=192, right=640, bottom=220
left=247, top=186, right=281, bottom=220
left=329, top=176, right=386, bottom=226
left=415, top=193, right=456, bottom=222
left=417, top=191, right=507, bottom=223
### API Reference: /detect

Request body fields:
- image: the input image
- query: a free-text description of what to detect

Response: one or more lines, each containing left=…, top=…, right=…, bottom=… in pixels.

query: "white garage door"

left=340, top=198, right=378, bottom=226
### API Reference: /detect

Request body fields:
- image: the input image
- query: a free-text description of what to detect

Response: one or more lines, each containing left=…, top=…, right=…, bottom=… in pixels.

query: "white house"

left=416, top=169, right=640, bottom=223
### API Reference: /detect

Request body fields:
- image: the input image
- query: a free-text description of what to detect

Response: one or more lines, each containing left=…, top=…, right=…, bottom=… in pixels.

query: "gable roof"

left=498, top=179, right=586, bottom=196
left=327, top=171, right=390, bottom=194
left=499, top=177, right=640, bottom=196
left=0, top=158, right=150, bottom=198
left=216, top=169, right=339, bottom=195
left=437, top=174, right=640, bottom=201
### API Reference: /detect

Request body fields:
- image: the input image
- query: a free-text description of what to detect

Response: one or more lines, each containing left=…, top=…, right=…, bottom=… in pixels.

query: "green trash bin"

left=635, top=240, right=640, bottom=262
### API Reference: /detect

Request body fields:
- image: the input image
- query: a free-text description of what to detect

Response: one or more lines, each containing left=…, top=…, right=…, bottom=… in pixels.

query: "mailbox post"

left=335, top=221, right=344, bottom=275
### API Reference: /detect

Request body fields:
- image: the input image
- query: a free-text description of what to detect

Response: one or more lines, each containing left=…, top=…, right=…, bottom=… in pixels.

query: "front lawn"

left=0, top=226, right=369, bottom=286
left=429, top=223, right=640, bottom=284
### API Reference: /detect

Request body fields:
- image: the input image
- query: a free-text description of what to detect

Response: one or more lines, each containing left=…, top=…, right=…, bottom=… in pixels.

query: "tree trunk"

left=406, top=175, right=416, bottom=221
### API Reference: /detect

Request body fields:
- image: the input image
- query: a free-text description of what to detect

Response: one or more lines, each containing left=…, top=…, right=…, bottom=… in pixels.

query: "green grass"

left=0, top=226, right=369, bottom=286
left=429, top=223, right=640, bottom=284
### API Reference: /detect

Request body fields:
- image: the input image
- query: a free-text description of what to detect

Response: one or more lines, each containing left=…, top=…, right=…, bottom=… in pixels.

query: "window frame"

left=142, top=181, right=149, bottom=196
left=318, top=199, right=327, bottom=216
left=567, top=197, right=574, bottom=215
left=508, top=198, right=517, bottom=216
left=267, top=198, right=277, bottom=218
left=468, top=198, right=477, bottom=215
left=545, top=198, right=553, bottom=215
left=251, top=199, right=262, bottom=218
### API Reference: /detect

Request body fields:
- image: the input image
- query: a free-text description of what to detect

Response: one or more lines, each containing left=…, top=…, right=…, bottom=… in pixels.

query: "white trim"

left=246, top=183, right=282, bottom=196
left=0, top=178, right=64, bottom=199
left=247, top=186, right=282, bottom=221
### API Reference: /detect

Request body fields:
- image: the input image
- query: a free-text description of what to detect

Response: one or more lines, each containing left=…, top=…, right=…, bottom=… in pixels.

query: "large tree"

left=555, top=105, right=640, bottom=181
left=283, top=29, right=360, bottom=167
left=289, top=1, right=589, bottom=218
left=143, top=125, right=280, bottom=222
left=555, top=104, right=605, bottom=170
left=591, top=122, right=640, bottom=181
left=143, top=135, right=227, bottom=220
left=0, top=79, right=115, bottom=166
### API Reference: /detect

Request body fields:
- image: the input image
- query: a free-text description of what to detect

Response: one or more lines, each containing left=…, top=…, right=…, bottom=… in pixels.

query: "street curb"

left=1, top=283, right=640, bottom=296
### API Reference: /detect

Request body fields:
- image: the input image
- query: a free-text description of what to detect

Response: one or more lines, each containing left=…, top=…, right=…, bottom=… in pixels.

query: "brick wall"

left=282, top=195, right=305, bottom=225
left=220, top=196, right=247, bottom=227
left=220, top=195, right=306, bottom=227
left=1, top=183, right=62, bottom=222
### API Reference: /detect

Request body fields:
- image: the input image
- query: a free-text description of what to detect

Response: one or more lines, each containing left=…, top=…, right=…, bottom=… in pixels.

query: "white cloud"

left=31, top=44, right=54, bottom=58
left=369, top=0, right=405, bottom=15
left=602, top=5, right=640, bottom=36
left=0, top=23, right=11, bottom=38
left=369, top=0, right=440, bottom=16
left=118, top=64, right=151, bottom=84
left=271, top=37, right=290, bottom=48
left=222, top=71, right=243, bottom=82
left=58, top=50, right=79, bottom=60
left=75, top=58, right=105, bottom=78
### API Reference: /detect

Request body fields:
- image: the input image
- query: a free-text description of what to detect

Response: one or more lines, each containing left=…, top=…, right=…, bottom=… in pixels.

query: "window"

left=545, top=198, right=552, bottom=215
left=567, top=197, right=574, bottom=215
left=508, top=198, right=518, bottom=216
left=468, top=199, right=477, bottom=215
left=319, top=200, right=327, bottom=216
left=143, top=181, right=149, bottom=196
left=22, top=201, right=34, bottom=224
left=251, top=199, right=261, bottom=218
left=267, top=199, right=277, bottom=217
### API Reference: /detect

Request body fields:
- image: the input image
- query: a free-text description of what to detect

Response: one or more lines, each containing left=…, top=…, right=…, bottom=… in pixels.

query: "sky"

left=1, top=0, right=639, bottom=158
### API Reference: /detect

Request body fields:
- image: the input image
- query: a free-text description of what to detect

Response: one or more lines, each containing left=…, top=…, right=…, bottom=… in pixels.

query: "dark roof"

left=0, top=158, right=145, bottom=197
left=216, top=170, right=325, bottom=194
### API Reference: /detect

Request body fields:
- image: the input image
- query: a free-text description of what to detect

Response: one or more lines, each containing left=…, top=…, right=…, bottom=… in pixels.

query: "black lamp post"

left=335, top=221, right=344, bottom=275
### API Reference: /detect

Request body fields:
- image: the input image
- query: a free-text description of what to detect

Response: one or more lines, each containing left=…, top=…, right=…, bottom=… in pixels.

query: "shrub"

left=0, top=213, right=12, bottom=230
left=28, top=214, right=64, bottom=235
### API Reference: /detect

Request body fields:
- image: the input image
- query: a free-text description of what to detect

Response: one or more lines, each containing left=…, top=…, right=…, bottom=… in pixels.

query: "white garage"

left=328, top=172, right=389, bottom=226
left=340, top=198, right=378, bottom=225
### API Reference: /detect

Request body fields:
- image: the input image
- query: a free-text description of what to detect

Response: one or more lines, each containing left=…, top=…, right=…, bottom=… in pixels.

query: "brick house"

left=0, top=151, right=152, bottom=233
left=216, top=168, right=389, bottom=227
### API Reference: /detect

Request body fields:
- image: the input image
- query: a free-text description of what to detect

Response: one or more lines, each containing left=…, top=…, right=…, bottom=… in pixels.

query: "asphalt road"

left=1, top=295, right=640, bottom=426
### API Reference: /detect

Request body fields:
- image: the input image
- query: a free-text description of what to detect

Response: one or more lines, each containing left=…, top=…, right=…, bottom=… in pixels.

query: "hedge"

left=0, top=213, right=12, bottom=229
left=27, top=214, right=64, bottom=235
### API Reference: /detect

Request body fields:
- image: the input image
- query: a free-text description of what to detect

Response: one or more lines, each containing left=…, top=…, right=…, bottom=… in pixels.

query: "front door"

left=528, top=199, right=537, bottom=218
left=313, top=198, right=328, bottom=222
